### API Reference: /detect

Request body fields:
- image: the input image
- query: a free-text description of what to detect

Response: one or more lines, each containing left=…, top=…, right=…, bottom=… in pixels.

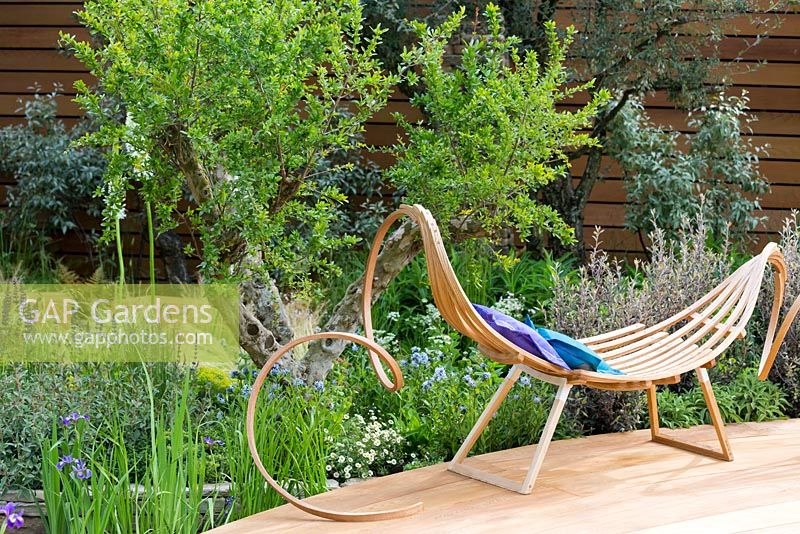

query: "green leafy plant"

left=364, top=0, right=780, bottom=256
left=62, top=0, right=396, bottom=368
left=0, top=363, right=210, bottom=494
left=0, top=88, right=105, bottom=274
left=390, top=6, right=607, bottom=244
left=656, top=369, right=787, bottom=429
left=216, top=360, right=350, bottom=521
left=40, top=369, right=219, bottom=534
left=607, top=93, right=767, bottom=247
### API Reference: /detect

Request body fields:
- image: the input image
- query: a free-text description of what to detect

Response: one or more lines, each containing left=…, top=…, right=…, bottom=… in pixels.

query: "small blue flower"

left=533, top=396, right=541, bottom=404
left=511, top=394, right=520, bottom=400
left=269, top=361, right=289, bottom=376
left=216, top=393, right=226, bottom=404
left=519, top=376, right=531, bottom=388
left=421, top=379, right=433, bottom=391
left=463, top=375, right=477, bottom=388
left=432, top=366, right=447, bottom=381
left=203, top=436, right=225, bottom=447
left=399, top=360, right=408, bottom=367
left=226, top=385, right=236, bottom=393
left=293, top=377, right=306, bottom=387
left=230, top=370, right=240, bottom=378
left=61, top=412, right=89, bottom=426
left=313, top=380, right=325, bottom=392
left=240, top=384, right=252, bottom=398
left=410, top=351, right=430, bottom=368
left=251, top=370, right=258, bottom=378
left=482, top=372, right=491, bottom=380
left=458, top=405, right=467, bottom=413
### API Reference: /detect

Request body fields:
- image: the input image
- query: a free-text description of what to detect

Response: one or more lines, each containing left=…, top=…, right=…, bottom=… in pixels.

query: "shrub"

left=389, top=5, right=607, bottom=245
left=0, top=363, right=213, bottom=493
left=656, top=368, right=787, bottom=429
left=215, top=358, right=350, bottom=521
left=338, top=297, right=579, bottom=464
left=0, top=88, right=105, bottom=274
left=325, top=410, right=406, bottom=482
left=608, top=93, right=767, bottom=244
left=547, top=222, right=735, bottom=433
left=40, top=372, right=221, bottom=534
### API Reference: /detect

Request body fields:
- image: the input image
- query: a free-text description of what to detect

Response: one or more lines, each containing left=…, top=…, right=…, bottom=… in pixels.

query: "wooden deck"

left=210, top=419, right=800, bottom=533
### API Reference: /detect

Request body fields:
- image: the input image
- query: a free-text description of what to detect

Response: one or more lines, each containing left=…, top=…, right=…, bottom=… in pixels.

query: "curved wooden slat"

left=246, top=332, right=423, bottom=522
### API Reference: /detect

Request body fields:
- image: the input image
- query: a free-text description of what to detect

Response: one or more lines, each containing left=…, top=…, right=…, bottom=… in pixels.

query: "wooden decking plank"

left=209, top=419, right=800, bottom=533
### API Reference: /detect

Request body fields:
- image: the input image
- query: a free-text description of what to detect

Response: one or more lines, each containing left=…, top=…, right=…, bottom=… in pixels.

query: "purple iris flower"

left=1, top=502, right=24, bottom=529
left=71, top=459, right=92, bottom=480
left=56, top=455, right=74, bottom=471
left=203, top=437, right=224, bottom=447
left=61, top=412, right=89, bottom=426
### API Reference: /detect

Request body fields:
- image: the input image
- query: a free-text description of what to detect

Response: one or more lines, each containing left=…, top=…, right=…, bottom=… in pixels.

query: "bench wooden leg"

left=647, top=368, right=733, bottom=461
left=448, top=366, right=572, bottom=494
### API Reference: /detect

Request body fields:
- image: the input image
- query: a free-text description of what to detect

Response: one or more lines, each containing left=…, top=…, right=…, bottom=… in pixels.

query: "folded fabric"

left=472, top=304, right=570, bottom=370
left=524, top=317, right=624, bottom=375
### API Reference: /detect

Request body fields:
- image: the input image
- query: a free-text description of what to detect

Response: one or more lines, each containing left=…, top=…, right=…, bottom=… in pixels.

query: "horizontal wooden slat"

left=566, top=86, right=800, bottom=111
left=0, top=49, right=85, bottom=71
left=556, top=106, right=800, bottom=136
left=0, top=26, right=89, bottom=48
left=585, top=202, right=794, bottom=233
left=587, top=178, right=800, bottom=210
left=713, top=37, right=800, bottom=62
left=1, top=4, right=83, bottom=26
left=0, top=71, right=92, bottom=93
left=0, top=93, right=81, bottom=115
left=0, top=115, right=78, bottom=127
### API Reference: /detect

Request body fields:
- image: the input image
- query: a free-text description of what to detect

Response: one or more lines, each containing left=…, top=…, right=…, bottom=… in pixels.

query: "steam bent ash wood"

left=246, top=204, right=800, bottom=522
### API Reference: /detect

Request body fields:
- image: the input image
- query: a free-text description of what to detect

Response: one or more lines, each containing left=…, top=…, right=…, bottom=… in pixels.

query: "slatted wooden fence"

left=1, top=1, right=798, bottom=277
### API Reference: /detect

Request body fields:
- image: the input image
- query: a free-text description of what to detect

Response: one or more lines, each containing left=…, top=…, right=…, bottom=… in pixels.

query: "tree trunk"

left=540, top=173, right=585, bottom=260
left=239, top=271, right=295, bottom=368
left=156, top=229, right=191, bottom=283
left=302, top=220, right=422, bottom=381
left=302, top=215, right=487, bottom=382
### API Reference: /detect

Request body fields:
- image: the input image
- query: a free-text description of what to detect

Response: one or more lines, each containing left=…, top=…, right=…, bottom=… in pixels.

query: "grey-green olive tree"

left=606, top=93, right=767, bottom=254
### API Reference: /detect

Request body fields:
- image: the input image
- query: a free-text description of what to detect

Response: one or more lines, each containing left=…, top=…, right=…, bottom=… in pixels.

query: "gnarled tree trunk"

left=302, top=219, right=421, bottom=381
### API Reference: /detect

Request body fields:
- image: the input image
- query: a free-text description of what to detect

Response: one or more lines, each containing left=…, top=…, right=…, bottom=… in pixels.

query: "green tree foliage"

left=364, top=0, right=781, bottom=255
left=62, top=0, right=395, bottom=288
left=607, top=93, right=768, bottom=246
left=389, top=6, right=608, bottom=244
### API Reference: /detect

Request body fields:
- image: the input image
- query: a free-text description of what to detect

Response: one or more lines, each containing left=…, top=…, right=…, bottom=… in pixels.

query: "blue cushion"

left=472, top=304, right=569, bottom=370
left=524, top=317, right=624, bottom=375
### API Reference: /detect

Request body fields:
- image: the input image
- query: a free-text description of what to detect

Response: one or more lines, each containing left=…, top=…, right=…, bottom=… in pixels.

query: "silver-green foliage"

left=389, top=5, right=609, bottom=244
left=0, top=89, right=104, bottom=250
left=607, top=93, right=768, bottom=242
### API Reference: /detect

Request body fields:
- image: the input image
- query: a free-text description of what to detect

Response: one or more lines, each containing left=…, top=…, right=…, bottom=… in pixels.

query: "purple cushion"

left=472, top=304, right=570, bottom=370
